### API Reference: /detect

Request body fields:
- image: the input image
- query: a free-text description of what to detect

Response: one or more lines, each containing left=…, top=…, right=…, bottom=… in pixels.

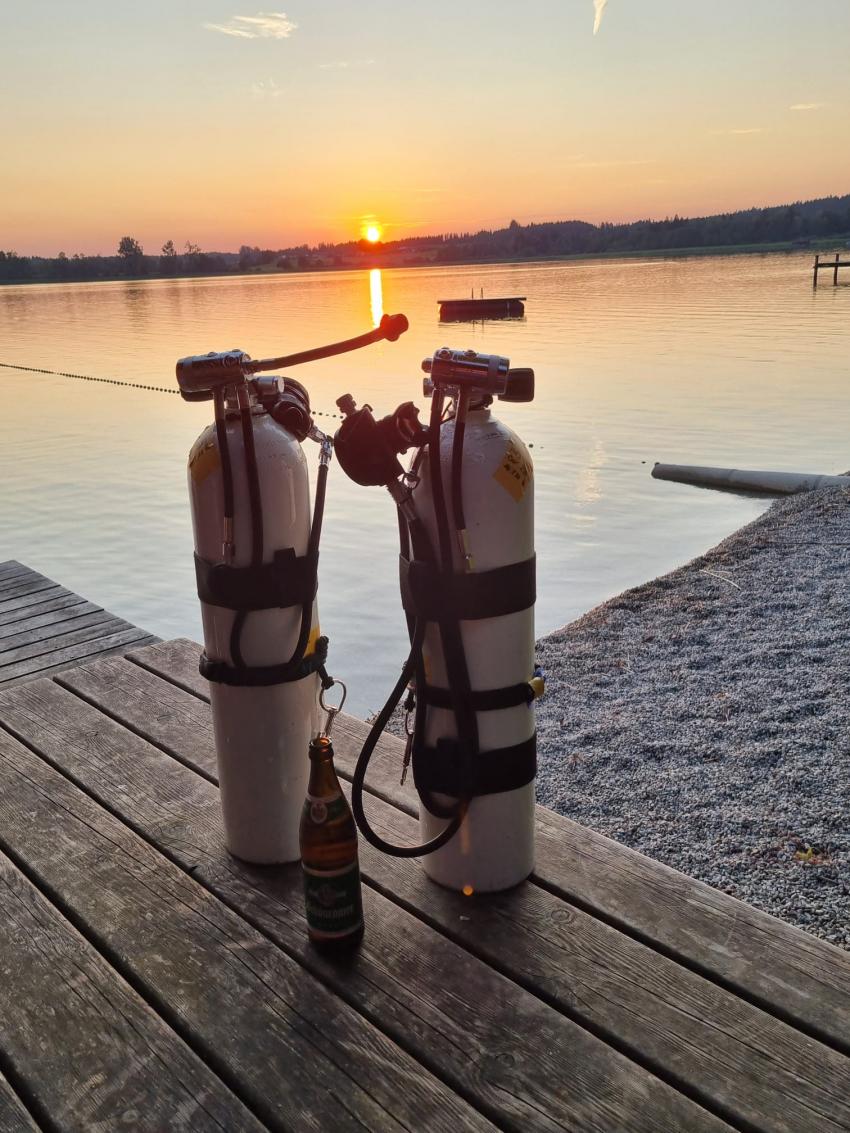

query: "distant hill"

left=2, top=194, right=849, bottom=284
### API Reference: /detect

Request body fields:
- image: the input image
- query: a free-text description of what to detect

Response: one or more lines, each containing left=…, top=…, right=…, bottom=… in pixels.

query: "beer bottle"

left=300, top=735, right=364, bottom=951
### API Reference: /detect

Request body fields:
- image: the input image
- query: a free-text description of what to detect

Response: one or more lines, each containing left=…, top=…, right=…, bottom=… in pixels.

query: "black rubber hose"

left=350, top=619, right=467, bottom=858
left=285, top=458, right=328, bottom=667
left=213, top=389, right=235, bottom=528
left=428, top=390, right=454, bottom=573
left=397, top=508, right=415, bottom=640
left=428, top=394, right=480, bottom=766
left=350, top=398, right=482, bottom=855
left=229, top=399, right=264, bottom=668
left=450, top=390, right=468, bottom=536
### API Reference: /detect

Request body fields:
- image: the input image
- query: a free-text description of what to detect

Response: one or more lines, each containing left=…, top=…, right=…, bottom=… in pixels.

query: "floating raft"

left=438, top=296, right=525, bottom=321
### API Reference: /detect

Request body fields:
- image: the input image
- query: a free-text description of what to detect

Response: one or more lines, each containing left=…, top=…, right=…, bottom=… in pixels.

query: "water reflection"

left=1, top=253, right=847, bottom=714
left=369, top=268, right=383, bottom=326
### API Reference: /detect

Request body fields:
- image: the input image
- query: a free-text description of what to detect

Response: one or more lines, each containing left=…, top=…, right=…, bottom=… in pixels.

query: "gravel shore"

left=536, top=486, right=850, bottom=950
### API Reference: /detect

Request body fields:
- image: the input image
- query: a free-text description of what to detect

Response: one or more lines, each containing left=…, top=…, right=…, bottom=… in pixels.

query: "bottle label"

left=304, top=792, right=347, bottom=826
left=302, top=861, right=363, bottom=939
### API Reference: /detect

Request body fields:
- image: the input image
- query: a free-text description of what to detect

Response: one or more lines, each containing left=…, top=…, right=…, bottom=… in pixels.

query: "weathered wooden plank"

left=126, top=639, right=850, bottom=1053
left=0, top=611, right=119, bottom=657
left=0, top=560, right=40, bottom=581
left=340, top=785, right=850, bottom=1133
left=0, top=846, right=261, bottom=1132
left=0, top=579, right=60, bottom=607
left=0, top=587, right=78, bottom=622
left=0, top=564, right=159, bottom=687
left=0, top=713, right=493, bottom=1133
left=51, top=659, right=850, bottom=1133
left=0, top=627, right=157, bottom=687
left=0, top=595, right=90, bottom=640
left=332, top=709, right=850, bottom=1056
left=54, top=659, right=731, bottom=1133
left=61, top=653, right=218, bottom=779
left=0, top=567, right=35, bottom=591
left=128, top=636, right=209, bottom=697
left=0, top=1073, right=38, bottom=1133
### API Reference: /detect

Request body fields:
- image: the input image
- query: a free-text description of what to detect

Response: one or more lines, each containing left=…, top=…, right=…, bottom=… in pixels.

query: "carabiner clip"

left=318, top=679, right=347, bottom=739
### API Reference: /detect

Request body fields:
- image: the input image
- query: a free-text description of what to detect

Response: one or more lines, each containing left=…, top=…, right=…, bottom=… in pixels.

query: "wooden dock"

left=813, top=252, right=850, bottom=285
left=0, top=560, right=158, bottom=687
left=0, top=577, right=847, bottom=1129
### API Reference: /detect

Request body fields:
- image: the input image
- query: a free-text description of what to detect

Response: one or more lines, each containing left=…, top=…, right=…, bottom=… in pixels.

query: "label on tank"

left=493, top=439, right=532, bottom=502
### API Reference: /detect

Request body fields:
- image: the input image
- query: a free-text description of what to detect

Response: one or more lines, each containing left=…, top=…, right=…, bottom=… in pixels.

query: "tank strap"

left=399, top=554, right=535, bottom=622
left=413, top=733, right=536, bottom=798
left=199, top=635, right=330, bottom=687
left=195, top=548, right=318, bottom=611
left=421, top=681, right=535, bottom=712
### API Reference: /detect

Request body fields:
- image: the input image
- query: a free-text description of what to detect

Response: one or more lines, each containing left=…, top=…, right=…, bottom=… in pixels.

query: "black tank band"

left=195, top=548, right=318, bottom=612
left=199, top=635, right=329, bottom=687
left=413, top=733, right=536, bottom=798
left=399, top=554, right=535, bottom=622
left=421, top=682, right=535, bottom=712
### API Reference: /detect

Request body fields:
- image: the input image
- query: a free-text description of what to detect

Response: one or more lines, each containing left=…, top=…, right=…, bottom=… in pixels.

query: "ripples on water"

left=1, top=254, right=847, bottom=713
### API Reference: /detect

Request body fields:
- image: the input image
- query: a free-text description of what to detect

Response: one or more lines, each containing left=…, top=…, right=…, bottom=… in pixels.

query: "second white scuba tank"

left=413, top=404, right=536, bottom=891
left=335, top=347, right=540, bottom=894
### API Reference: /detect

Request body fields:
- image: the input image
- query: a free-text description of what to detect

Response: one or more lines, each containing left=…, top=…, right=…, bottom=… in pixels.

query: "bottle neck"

left=307, top=737, right=342, bottom=799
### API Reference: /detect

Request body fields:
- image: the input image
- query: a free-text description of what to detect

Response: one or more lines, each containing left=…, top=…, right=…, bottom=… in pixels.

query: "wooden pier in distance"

left=813, top=252, right=850, bottom=286
left=0, top=567, right=847, bottom=1129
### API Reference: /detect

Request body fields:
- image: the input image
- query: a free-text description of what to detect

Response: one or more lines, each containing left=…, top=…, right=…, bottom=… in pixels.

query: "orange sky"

left=3, top=1, right=849, bottom=256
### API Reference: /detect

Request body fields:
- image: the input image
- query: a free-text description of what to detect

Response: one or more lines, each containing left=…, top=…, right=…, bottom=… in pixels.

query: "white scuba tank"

left=413, top=405, right=535, bottom=892
left=188, top=404, right=319, bottom=863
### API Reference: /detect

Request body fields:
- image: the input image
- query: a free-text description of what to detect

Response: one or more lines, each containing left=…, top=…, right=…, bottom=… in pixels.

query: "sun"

left=365, top=224, right=382, bottom=243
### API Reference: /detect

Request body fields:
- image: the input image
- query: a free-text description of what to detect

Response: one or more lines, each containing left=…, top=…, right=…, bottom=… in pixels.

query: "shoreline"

left=0, top=239, right=827, bottom=290
left=536, top=486, right=850, bottom=949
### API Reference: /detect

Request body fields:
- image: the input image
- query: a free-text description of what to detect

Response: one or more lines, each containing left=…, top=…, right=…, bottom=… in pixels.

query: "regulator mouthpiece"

left=422, top=347, right=534, bottom=403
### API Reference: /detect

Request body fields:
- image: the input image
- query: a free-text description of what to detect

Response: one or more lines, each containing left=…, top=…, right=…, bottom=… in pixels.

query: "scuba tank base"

left=420, top=783, right=535, bottom=893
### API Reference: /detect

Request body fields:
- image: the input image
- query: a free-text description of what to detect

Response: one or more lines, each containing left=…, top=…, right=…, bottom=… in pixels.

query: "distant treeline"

left=0, top=238, right=236, bottom=285
left=3, top=193, right=849, bottom=284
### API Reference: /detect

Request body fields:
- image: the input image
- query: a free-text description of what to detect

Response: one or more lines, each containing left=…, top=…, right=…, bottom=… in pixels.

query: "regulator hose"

left=221, top=391, right=327, bottom=674
left=350, top=619, right=468, bottom=857
left=350, top=388, right=479, bottom=856
left=230, top=395, right=264, bottom=667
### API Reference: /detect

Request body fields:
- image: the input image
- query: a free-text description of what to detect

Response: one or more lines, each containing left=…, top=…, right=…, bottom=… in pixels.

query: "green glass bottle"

left=300, top=735, right=364, bottom=952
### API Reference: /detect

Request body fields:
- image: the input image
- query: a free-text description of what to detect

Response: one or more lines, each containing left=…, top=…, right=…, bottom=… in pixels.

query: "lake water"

left=1, top=253, right=848, bottom=714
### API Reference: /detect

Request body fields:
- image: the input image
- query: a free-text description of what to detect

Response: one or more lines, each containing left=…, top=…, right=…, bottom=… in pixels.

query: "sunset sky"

left=3, top=1, right=849, bottom=256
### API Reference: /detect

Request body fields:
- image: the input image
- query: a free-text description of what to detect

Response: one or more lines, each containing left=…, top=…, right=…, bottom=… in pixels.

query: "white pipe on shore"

left=652, top=463, right=850, bottom=495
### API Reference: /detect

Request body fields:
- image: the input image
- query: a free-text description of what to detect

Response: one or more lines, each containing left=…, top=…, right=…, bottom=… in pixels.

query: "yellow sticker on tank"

left=189, top=438, right=221, bottom=485
left=493, top=439, right=532, bottom=502
left=304, top=624, right=322, bottom=656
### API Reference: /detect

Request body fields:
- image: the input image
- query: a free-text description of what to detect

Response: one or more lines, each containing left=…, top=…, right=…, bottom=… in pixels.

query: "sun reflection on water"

left=370, top=268, right=384, bottom=326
